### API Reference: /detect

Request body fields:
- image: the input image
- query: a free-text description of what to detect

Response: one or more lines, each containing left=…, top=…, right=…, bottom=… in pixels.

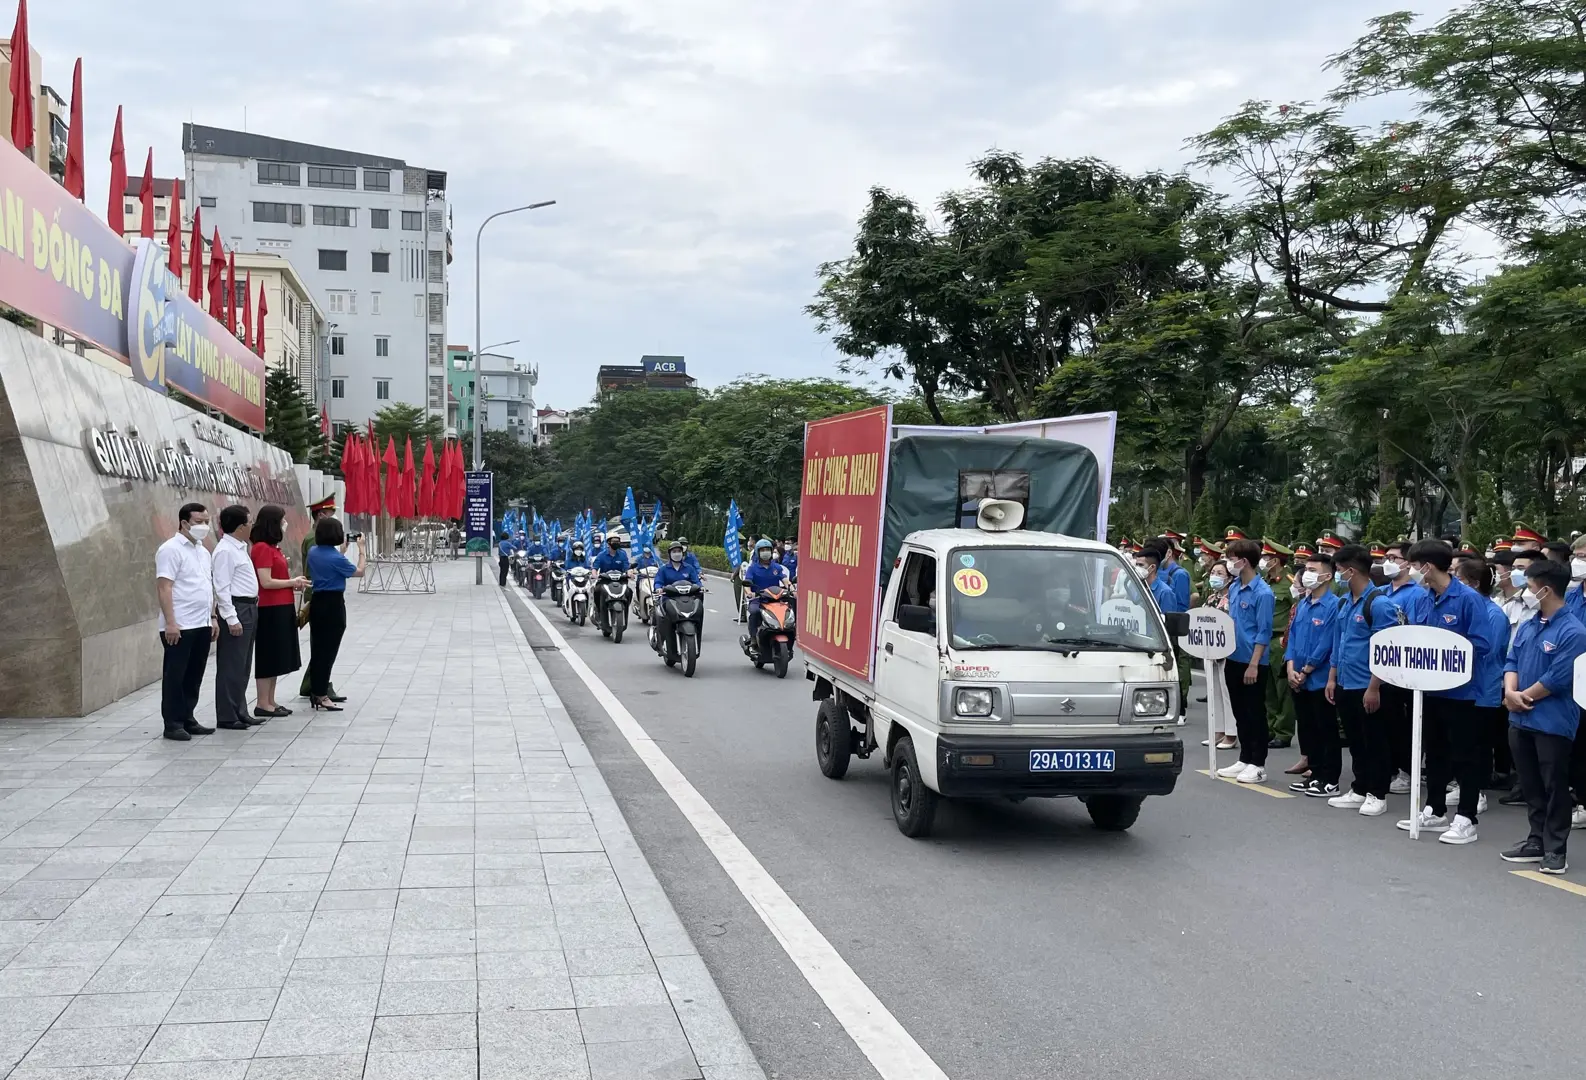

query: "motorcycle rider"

left=497, top=530, right=515, bottom=587
left=675, top=537, right=702, bottom=575
left=657, top=540, right=702, bottom=588
left=593, top=534, right=630, bottom=574
left=743, top=539, right=791, bottom=649
left=635, top=542, right=659, bottom=571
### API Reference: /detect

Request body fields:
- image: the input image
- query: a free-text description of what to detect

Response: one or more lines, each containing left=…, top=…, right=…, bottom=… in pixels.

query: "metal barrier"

left=358, top=553, right=437, bottom=594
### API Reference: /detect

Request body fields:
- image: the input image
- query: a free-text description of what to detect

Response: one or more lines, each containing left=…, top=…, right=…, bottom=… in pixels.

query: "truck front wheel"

left=890, top=736, right=938, bottom=838
left=816, top=699, right=851, bottom=780
left=1085, top=795, right=1143, bottom=832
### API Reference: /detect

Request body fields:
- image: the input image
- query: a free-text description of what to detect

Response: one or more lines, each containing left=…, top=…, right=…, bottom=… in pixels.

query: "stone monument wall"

left=0, top=323, right=312, bottom=717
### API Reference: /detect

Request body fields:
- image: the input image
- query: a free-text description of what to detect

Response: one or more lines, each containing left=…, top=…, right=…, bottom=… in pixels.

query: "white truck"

left=800, top=413, right=1185, bottom=837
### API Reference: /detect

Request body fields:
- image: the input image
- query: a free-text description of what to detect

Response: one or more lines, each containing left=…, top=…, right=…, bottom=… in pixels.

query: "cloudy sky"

left=41, top=0, right=1457, bottom=412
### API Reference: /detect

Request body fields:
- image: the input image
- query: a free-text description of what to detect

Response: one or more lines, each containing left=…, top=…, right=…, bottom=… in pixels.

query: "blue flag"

left=622, top=487, right=638, bottom=526
left=725, top=500, right=742, bottom=569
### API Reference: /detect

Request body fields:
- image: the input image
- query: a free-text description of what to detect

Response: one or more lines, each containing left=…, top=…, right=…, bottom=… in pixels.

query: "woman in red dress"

left=249, top=505, right=308, bottom=718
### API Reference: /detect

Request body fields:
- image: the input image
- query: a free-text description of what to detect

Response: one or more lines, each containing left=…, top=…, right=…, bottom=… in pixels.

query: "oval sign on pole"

left=1574, top=654, right=1586, bottom=710
left=1179, top=607, right=1236, bottom=660
left=1368, top=625, right=1473, bottom=692
left=1098, top=597, right=1146, bottom=635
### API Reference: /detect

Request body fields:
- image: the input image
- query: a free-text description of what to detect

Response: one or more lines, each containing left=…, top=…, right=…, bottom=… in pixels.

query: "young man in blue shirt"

left=1155, top=536, right=1193, bottom=613
left=1379, top=539, right=1434, bottom=794
left=1215, top=539, right=1275, bottom=784
left=1453, top=556, right=1512, bottom=811
left=1287, top=553, right=1341, bottom=797
left=1134, top=545, right=1179, bottom=614
left=1501, top=558, right=1586, bottom=874
left=1326, top=545, right=1401, bottom=816
left=1397, top=540, right=1503, bottom=844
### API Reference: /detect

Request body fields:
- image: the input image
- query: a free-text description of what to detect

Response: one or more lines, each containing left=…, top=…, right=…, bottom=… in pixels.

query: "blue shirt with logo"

left=1156, top=561, right=1191, bottom=613
left=1506, top=610, right=1586, bottom=738
left=1425, top=576, right=1503, bottom=700
left=1225, top=574, right=1274, bottom=665
left=1331, top=586, right=1401, bottom=691
left=657, top=561, right=701, bottom=587
left=1565, top=584, right=1586, bottom=625
left=1385, top=580, right=1432, bottom=626
left=1288, top=590, right=1339, bottom=692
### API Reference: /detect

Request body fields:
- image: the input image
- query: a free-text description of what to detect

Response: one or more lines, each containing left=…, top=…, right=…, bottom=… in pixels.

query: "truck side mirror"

left=1161, top=611, right=1189, bottom=640
left=897, top=604, right=935, bottom=636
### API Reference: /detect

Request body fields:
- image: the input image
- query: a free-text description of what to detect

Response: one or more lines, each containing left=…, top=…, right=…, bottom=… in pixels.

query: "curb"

left=494, top=588, right=767, bottom=1080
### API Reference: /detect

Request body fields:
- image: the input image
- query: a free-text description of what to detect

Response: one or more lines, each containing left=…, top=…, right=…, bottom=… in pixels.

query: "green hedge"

left=689, top=544, right=733, bottom=573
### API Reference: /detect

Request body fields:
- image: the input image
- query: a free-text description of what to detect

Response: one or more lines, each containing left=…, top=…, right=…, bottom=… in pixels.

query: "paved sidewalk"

left=0, top=560, right=765, bottom=1080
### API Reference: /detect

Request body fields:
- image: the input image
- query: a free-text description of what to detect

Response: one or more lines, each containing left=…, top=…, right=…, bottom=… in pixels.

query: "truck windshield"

left=945, top=547, right=1169, bottom=654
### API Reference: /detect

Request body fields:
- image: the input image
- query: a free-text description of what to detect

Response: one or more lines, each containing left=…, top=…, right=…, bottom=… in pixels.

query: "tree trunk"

left=918, top=372, right=945, bottom=425
left=1185, top=444, right=1208, bottom=513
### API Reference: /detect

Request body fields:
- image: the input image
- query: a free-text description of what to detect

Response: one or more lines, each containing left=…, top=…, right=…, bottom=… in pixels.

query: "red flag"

left=418, top=441, right=437, bottom=517
left=187, top=208, right=203, bottom=302
left=256, top=279, right=268, bottom=359
left=166, top=175, right=182, bottom=276
left=7, top=0, right=32, bottom=154
left=206, top=229, right=224, bottom=321
left=365, top=435, right=380, bottom=520
left=320, top=405, right=329, bottom=438
left=449, top=441, right=464, bottom=518
left=381, top=437, right=399, bottom=517
left=138, top=150, right=154, bottom=239
left=398, top=437, right=415, bottom=518
left=338, top=432, right=358, bottom=515
left=240, top=271, right=253, bottom=351
left=63, top=58, right=85, bottom=199
left=226, top=250, right=237, bottom=333
left=106, top=106, right=126, bottom=233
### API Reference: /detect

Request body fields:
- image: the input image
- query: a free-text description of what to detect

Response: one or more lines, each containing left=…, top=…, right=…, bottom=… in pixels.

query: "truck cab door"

left=875, top=550, right=941, bottom=735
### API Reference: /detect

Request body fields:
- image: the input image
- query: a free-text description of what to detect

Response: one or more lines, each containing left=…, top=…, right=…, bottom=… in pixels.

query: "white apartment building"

left=182, top=124, right=451, bottom=429
left=476, top=353, right=539, bottom=445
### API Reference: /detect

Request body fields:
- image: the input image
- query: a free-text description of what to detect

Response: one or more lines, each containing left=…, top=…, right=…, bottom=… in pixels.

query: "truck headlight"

left=954, top=687, right=994, bottom=717
left=1132, top=689, right=1170, bottom=718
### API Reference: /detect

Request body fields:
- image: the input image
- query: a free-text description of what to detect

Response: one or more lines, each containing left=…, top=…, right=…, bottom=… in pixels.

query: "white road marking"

left=510, top=585, right=950, bottom=1080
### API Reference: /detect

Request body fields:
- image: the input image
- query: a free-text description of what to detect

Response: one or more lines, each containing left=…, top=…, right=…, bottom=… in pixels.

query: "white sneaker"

left=1360, top=795, right=1389, bottom=817
left=1439, top=815, right=1478, bottom=845
left=1201, top=738, right=1210, bottom=747
left=1328, top=790, right=1367, bottom=809
left=1476, top=793, right=1489, bottom=815
left=1236, top=765, right=1267, bottom=784
left=1389, top=772, right=1411, bottom=795
left=1396, top=806, right=1450, bottom=832
left=1216, top=761, right=1247, bottom=778
left=1572, top=805, right=1586, bottom=829
left=1447, top=782, right=1460, bottom=802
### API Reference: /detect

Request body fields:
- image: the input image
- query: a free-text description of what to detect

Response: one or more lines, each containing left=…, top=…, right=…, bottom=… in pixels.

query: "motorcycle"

left=741, top=585, right=797, bottom=678
left=650, top=581, right=704, bottom=677
left=511, top=550, right=527, bottom=587
left=563, top=566, right=591, bottom=626
left=528, top=554, right=550, bottom=599
left=635, top=566, right=659, bottom=625
left=548, top=560, right=565, bottom=605
left=594, top=571, right=632, bottom=643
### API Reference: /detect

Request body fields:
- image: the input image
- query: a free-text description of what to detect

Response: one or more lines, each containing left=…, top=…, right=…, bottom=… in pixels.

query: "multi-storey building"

left=182, top=124, right=450, bottom=428
left=444, top=346, right=537, bottom=445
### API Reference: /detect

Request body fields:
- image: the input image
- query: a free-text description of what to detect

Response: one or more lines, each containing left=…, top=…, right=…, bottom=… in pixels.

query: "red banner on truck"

left=798, top=404, right=891, bottom=681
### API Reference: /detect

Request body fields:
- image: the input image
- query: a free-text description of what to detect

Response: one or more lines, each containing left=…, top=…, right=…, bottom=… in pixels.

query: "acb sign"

left=642, top=356, right=685, bottom=375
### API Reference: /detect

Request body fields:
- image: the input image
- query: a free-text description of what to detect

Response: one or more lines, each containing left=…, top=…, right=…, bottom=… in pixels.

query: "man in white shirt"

left=157, top=503, right=218, bottom=741
left=212, top=505, right=260, bottom=731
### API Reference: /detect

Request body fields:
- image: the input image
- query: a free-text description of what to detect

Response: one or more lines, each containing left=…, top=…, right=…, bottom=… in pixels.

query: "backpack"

left=1362, top=585, right=1407, bottom=630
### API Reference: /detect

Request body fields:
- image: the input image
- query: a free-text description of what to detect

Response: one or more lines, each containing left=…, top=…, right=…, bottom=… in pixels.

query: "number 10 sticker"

left=953, top=568, right=988, bottom=596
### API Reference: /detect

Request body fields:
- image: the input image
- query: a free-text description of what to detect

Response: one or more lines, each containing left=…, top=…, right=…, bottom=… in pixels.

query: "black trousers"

left=1384, top=683, right=1414, bottom=777
left=1510, top=726, right=1574, bottom=856
left=1425, top=696, right=1483, bottom=822
left=214, top=600, right=257, bottom=726
left=499, top=555, right=510, bottom=586
left=1295, top=687, right=1340, bottom=786
left=1224, top=662, right=1270, bottom=766
left=160, top=627, right=212, bottom=730
left=1482, top=705, right=1513, bottom=782
left=307, top=591, right=347, bottom=698
left=1337, top=687, right=1391, bottom=798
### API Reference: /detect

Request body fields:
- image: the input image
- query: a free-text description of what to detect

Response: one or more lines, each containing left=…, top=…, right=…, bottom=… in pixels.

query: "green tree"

left=263, top=368, right=320, bottom=463
left=373, top=403, right=444, bottom=449
left=1363, top=483, right=1408, bottom=544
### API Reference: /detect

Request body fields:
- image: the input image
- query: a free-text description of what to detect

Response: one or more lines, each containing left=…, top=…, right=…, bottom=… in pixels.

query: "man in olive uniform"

left=299, top=496, right=347, bottom=701
left=1262, top=538, right=1299, bottom=749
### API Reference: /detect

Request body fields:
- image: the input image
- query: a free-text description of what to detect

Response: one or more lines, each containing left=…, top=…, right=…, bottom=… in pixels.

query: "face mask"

left=1485, top=550, right=1496, bottom=561
left=670, top=553, right=683, bottom=564
left=1408, top=567, right=1425, bottom=584
left=1289, top=582, right=1303, bottom=598
left=1301, top=570, right=1327, bottom=589
left=1523, top=588, right=1542, bottom=610
left=187, top=523, right=209, bottom=541
left=759, top=552, right=772, bottom=562
left=1572, top=558, right=1586, bottom=581
left=1134, top=563, right=1152, bottom=577
left=1208, top=575, right=1227, bottom=590
left=1259, top=558, right=1275, bottom=572
left=1511, top=568, right=1528, bottom=589
left=1227, top=559, right=1245, bottom=576
left=1382, top=560, right=1403, bottom=578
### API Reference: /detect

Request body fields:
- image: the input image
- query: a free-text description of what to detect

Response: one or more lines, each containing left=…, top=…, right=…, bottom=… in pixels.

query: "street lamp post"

left=474, top=203, right=554, bottom=471
left=472, top=202, right=554, bottom=583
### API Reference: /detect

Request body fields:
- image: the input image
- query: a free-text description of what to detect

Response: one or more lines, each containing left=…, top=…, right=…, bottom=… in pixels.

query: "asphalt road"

left=505, top=585, right=1586, bottom=1080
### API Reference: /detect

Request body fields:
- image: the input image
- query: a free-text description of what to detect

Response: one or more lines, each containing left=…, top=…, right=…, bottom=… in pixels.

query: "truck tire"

left=890, top=736, right=938, bottom=838
left=816, top=699, right=851, bottom=780
left=1085, top=795, right=1143, bottom=832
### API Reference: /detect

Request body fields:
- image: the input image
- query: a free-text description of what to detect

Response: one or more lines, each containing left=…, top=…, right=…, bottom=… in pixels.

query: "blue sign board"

left=642, top=356, right=685, bottom=375
left=465, top=471, right=494, bottom=555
